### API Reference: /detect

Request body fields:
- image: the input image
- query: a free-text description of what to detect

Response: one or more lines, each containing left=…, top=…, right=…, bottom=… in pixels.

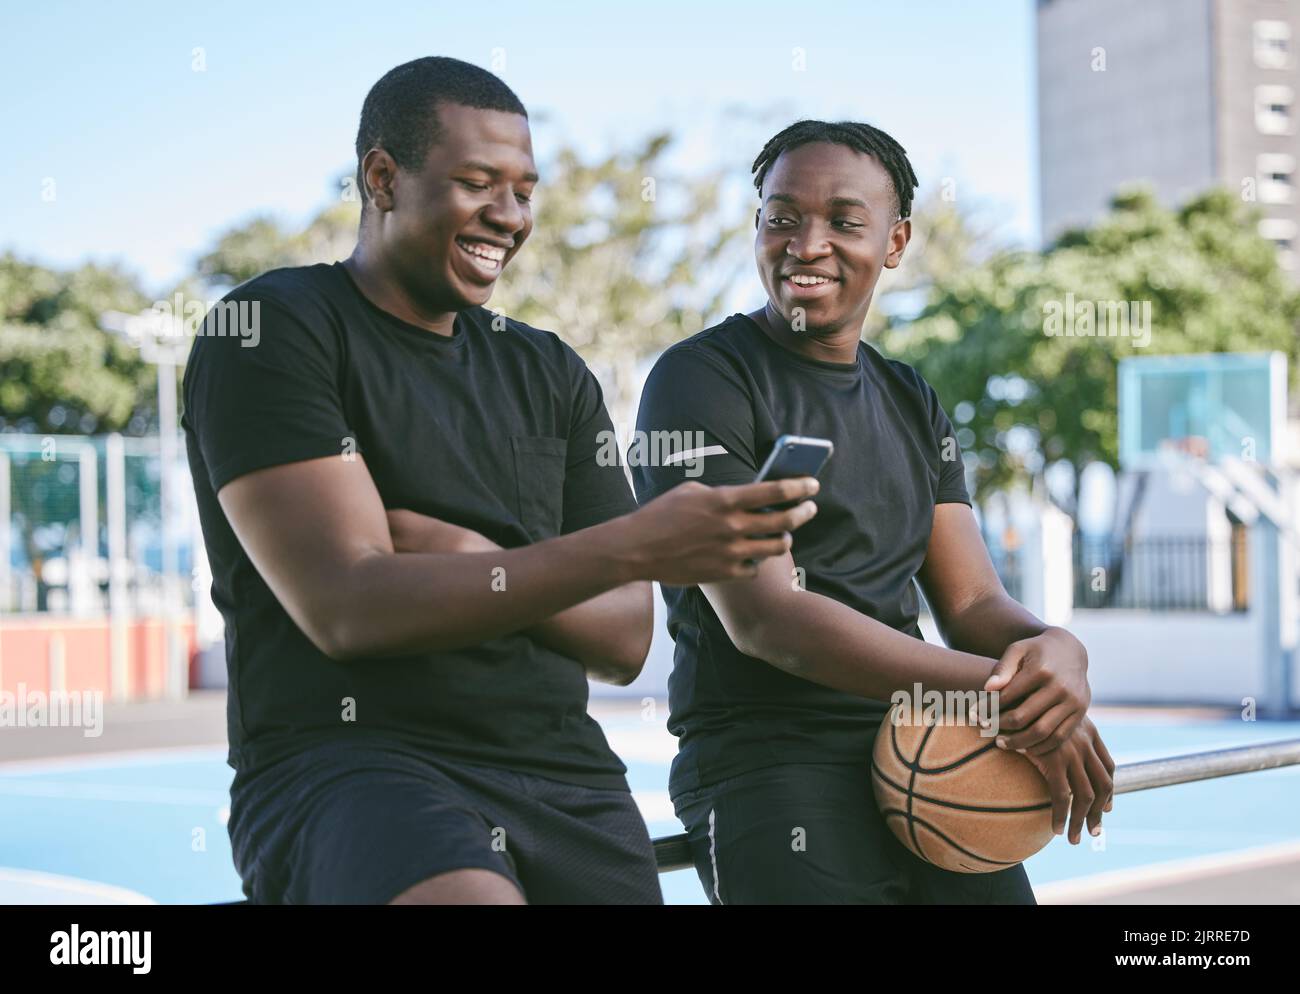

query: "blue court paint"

left=1, top=716, right=1297, bottom=904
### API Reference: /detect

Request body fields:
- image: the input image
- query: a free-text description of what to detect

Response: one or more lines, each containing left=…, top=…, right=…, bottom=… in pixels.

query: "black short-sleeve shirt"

left=631, top=314, right=970, bottom=797
left=182, top=262, right=636, bottom=789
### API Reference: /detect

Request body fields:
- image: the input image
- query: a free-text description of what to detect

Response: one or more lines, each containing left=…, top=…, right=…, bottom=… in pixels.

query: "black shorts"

left=672, top=762, right=1037, bottom=905
left=227, top=738, right=663, bottom=905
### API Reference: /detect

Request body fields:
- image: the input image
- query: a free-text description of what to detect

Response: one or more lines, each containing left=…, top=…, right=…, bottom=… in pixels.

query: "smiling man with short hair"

left=183, top=58, right=819, bottom=905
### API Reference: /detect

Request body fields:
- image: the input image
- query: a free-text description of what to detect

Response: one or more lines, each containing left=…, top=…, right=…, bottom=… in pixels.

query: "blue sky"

left=1, top=0, right=1038, bottom=293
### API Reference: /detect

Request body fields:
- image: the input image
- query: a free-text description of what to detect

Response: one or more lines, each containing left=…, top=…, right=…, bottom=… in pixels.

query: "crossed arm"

left=383, top=507, right=652, bottom=684
left=216, top=453, right=819, bottom=687
left=217, top=452, right=653, bottom=683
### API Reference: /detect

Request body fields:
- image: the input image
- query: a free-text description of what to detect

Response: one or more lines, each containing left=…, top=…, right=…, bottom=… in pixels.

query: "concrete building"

left=1037, top=0, right=1300, bottom=271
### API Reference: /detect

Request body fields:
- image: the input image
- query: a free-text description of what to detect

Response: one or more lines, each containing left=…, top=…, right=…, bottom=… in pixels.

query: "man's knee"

left=389, top=867, right=526, bottom=905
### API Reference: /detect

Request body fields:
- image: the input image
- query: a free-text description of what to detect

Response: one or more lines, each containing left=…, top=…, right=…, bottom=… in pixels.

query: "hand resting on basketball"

left=1018, top=715, right=1115, bottom=845
left=984, top=626, right=1091, bottom=756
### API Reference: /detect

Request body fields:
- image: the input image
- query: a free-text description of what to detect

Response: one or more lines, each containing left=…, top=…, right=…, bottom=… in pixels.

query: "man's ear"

left=360, top=147, right=397, bottom=212
left=883, top=217, right=912, bottom=270
left=754, top=207, right=761, bottom=230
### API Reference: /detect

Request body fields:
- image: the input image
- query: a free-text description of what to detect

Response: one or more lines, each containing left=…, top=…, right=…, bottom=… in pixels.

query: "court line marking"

left=0, top=867, right=156, bottom=905
left=0, top=780, right=230, bottom=806
left=0, top=744, right=227, bottom=776
left=1035, top=838, right=1300, bottom=903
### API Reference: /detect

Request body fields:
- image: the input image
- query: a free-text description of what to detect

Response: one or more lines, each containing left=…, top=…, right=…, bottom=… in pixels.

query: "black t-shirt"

left=631, top=313, right=970, bottom=797
left=182, top=262, right=637, bottom=789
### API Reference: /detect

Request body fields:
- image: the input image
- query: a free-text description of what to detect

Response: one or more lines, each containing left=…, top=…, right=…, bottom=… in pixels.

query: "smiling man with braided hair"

left=633, top=119, right=1115, bottom=905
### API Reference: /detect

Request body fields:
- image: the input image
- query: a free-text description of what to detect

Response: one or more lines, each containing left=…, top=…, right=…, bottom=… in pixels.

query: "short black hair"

left=751, top=120, right=919, bottom=220
left=354, top=56, right=528, bottom=207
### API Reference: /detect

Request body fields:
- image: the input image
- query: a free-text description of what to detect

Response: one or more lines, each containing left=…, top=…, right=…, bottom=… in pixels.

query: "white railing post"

left=106, top=433, right=129, bottom=702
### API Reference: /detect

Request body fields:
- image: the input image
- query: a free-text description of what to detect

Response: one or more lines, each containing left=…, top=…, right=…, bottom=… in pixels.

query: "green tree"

left=0, top=253, right=155, bottom=436
left=883, top=186, right=1300, bottom=502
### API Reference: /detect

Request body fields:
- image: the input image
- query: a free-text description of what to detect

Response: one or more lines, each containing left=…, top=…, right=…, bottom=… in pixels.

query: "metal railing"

left=650, top=738, right=1300, bottom=872
left=1072, top=534, right=1249, bottom=612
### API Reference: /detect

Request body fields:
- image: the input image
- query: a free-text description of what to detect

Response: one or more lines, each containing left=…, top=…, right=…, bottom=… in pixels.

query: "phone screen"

left=754, top=435, right=833, bottom=509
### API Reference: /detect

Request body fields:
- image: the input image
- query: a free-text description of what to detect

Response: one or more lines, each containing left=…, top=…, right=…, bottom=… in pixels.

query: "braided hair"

left=751, top=120, right=918, bottom=220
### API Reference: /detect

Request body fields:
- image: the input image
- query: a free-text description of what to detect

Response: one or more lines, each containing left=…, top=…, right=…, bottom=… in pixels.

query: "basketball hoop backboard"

left=1118, top=353, right=1288, bottom=469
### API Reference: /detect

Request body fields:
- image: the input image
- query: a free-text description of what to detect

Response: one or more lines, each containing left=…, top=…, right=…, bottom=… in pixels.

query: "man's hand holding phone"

left=753, top=435, right=834, bottom=510
left=614, top=477, right=820, bottom=584
left=385, top=434, right=832, bottom=588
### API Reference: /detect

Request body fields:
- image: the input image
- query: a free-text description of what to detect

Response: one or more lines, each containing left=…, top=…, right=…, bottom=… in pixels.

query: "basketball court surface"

left=2, top=692, right=1298, bottom=904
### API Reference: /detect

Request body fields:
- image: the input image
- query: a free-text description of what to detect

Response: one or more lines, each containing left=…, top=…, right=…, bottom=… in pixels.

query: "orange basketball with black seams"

left=871, top=702, right=1055, bottom=873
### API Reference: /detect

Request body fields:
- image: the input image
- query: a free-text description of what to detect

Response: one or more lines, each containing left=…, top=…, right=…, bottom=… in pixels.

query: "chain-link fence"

left=0, top=433, right=196, bottom=616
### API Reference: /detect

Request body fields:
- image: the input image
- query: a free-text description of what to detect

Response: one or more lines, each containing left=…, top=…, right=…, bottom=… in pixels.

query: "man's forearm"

left=529, top=581, right=654, bottom=684
left=386, top=511, right=652, bottom=681
left=729, top=590, right=998, bottom=700
left=325, top=518, right=641, bottom=660
left=933, top=588, right=1053, bottom=659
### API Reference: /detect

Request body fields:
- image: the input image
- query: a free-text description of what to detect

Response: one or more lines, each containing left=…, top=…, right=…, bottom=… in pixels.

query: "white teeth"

left=457, top=239, right=507, bottom=263
left=788, top=275, right=832, bottom=286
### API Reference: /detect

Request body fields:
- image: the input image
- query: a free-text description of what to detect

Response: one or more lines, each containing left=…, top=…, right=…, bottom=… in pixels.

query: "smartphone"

left=753, top=435, right=834, bottom=509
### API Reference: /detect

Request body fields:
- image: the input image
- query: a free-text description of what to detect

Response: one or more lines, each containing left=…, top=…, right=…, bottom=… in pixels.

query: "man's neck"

left=748, top=303, right=862, bottom=365
left=343, top=248, right=457, bottom=337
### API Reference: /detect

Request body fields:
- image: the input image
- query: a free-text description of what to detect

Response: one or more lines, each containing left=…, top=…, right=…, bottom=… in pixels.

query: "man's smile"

left=781, top=269, right=841, bottom=299
left=455, top=236, right=509, bottom=278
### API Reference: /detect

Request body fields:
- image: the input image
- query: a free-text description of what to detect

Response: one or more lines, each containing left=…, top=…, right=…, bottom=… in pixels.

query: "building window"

left=1258, top=218, right=1297, bottom=269
left=1255, top=85, right=1294, bottom=134
left=1254, top=20, right=1291, bottom=69
left=1258, top=153, right=1296, bottom=203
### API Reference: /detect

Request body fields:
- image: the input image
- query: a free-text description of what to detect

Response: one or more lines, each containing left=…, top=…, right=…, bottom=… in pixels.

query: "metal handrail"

left=651, top=737, right=1300, bottom=873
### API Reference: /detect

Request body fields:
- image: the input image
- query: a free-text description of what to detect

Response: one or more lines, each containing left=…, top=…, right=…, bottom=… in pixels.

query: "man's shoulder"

left=199, top=264, right=343, bottom=343
left=188, top=264, right=343, bottom=367
left=668, top=313, right=754, bottom=357
left=221, top=263, right=341, bottom=308
left=864, top=344, right=932, bottom=398
left=865, top=347, right=948, bottom=426
left=652, top=314, right=757, bottom=379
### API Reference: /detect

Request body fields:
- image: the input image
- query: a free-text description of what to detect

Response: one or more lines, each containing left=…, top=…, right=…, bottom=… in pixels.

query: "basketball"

left=871, top=703, right=1055, bottom=873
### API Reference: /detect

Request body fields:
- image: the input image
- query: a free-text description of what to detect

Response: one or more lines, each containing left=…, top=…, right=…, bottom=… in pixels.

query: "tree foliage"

left=883, top=187, right=1300, bottom=501
left=0, top=254, right=155, bottom=435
